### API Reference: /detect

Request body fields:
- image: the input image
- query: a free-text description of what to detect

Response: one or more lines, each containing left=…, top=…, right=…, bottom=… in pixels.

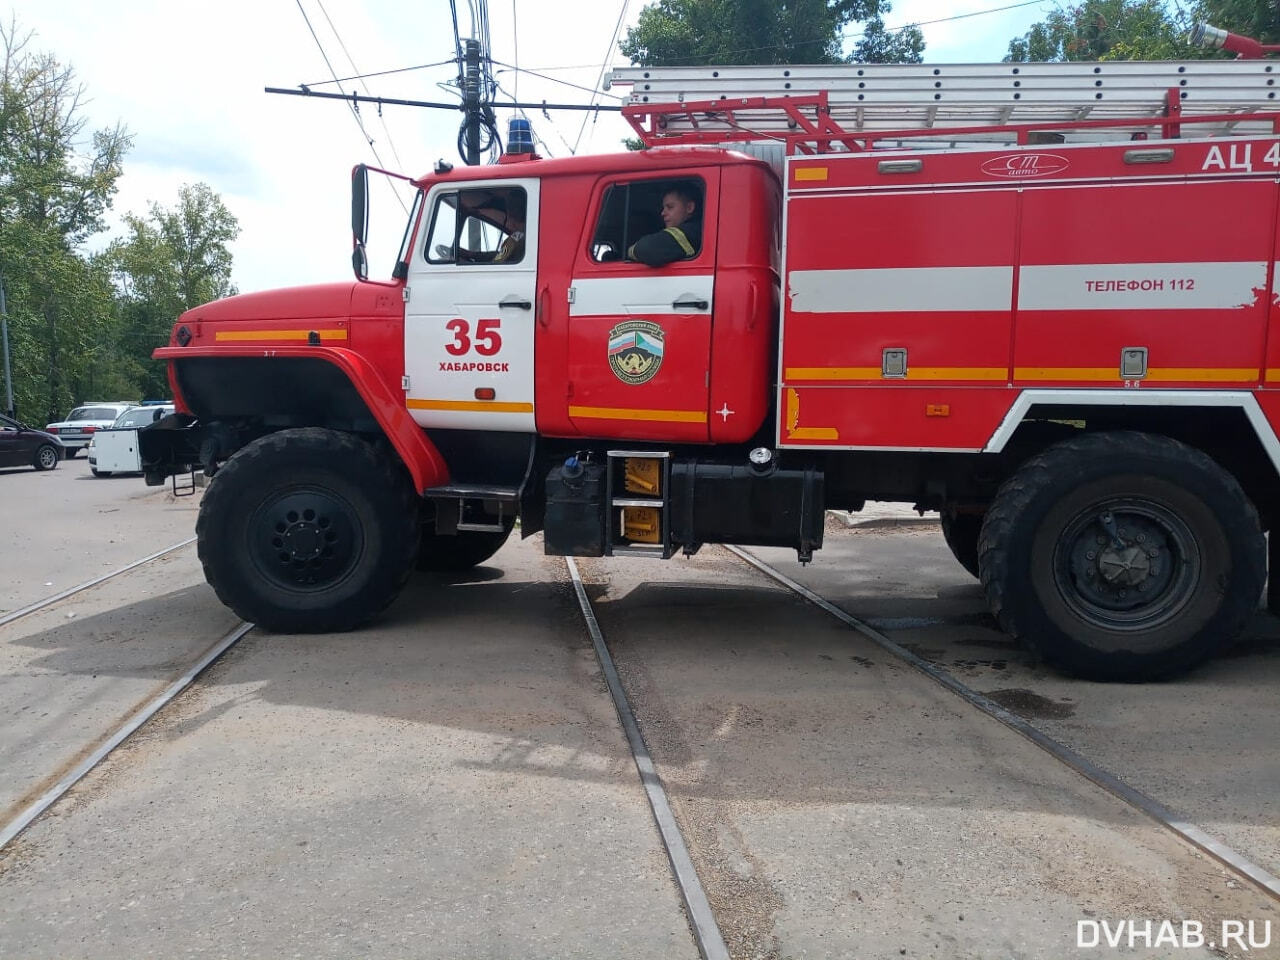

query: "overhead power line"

left=265, top=87, right=621, bottom=113
left=489, top=60, right=626, bottom=100
left=843, top=0, right=1050, bottom=42
left=293, top=1, right=397, bottom=180
left=314, top=0, right=408, bottom=172
left=301, top=59, right=458, bottom=89
left=574, top=0, right=631, bottom=155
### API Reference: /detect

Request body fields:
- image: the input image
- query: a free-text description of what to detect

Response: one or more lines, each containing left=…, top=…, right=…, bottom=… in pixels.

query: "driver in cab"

left=627, top=185, right=701, bottom=266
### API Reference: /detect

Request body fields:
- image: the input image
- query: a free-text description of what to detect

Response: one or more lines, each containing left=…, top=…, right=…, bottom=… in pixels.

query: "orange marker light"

left=925, top=404, right=950, bottom=417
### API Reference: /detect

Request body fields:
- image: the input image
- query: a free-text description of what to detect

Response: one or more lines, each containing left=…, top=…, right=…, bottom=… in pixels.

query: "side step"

left=425, top=483, right=520, bottom=502
left=425, top=484, right=518, bottom=534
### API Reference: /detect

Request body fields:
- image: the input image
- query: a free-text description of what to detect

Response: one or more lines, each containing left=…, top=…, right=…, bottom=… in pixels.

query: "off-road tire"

left=33, top=444, right=59, bottom=471
left=940, top=509, right=982, bottom=579
left=416, top=517, right=515, bottom=572
left=197, top=428, right=419, bottom=633
left=979, top=431, right=1264, bottom=681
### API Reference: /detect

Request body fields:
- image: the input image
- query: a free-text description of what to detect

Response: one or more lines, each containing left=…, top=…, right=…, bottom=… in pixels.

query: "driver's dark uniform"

left=627, top=217, right=702, bottom=266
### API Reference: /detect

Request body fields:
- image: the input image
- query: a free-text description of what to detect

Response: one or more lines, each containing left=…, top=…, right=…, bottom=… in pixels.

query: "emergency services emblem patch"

left=608, top=320, right=665, bottom=385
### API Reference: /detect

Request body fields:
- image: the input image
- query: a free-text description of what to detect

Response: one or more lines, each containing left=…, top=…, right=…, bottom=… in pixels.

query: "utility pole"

left=0, top=280, right=14, bottom=420
left=462, top=38, right=482, bottom=167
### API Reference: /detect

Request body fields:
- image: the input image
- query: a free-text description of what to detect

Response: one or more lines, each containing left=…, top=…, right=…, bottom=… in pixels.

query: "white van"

left=87, top=404, right=175, bottom=476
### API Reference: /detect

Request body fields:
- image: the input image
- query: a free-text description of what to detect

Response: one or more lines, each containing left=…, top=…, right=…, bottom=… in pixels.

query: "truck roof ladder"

left=606, top=60, right=1280, bottom=153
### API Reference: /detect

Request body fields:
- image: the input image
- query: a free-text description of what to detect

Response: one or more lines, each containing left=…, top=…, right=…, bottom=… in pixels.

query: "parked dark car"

left=0, top=414, right=65, bottom=471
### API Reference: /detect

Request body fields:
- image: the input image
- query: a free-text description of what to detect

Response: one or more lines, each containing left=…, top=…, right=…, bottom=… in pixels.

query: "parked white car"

left=87, top=404, right=175, bottom=477
left=44, top=402, right=136, bottom=456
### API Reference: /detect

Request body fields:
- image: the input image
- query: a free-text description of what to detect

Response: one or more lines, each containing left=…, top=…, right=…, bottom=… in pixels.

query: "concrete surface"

left=0, top=536, right=697, bottom=960
left=4, top=467, right=1277, bottom=960
left=581, top=544, right=1280, bottom=960
left=748, top=519, right=1280, bottom=884
left=0, top=458, right=202, bottom=614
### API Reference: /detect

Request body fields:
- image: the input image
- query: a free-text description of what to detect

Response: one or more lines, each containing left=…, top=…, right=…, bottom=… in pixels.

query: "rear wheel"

left=416, top=517, right=515, bottom=572
left=940, top=509, right=982, bottom=579
left=33, top=444, right=59, bottom=471
left=980, top=431, right=1265, bottom=681
left=197, top=428, right=419, bottom=633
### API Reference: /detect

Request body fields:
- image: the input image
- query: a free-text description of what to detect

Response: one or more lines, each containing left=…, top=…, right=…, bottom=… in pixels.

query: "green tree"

left=1195, top=0, right=1280, bottom=43
left=620, top=0, right=924, bottom=66
left=110, top=183, right=240, bottom=399
left=1005, top=0, right=1195, bottom=61
left=851, top=13, right=925, bottom=63
left=1004, top=0, right=1280, bottom=63
left=0, top=19, right=131, bottom=422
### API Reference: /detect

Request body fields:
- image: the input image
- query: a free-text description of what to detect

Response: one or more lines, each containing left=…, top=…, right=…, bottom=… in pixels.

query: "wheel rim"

left=1052, top=497, right=1200, bottom=634
left=37, top=447, right=57, bottom=469
left=247, top=486, right=364, bottom=591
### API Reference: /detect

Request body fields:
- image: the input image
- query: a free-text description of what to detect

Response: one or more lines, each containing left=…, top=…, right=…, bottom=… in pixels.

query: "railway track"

left=724, top=544, right=1280, bottom=903
left=3, top=529, right=1277, bottom=959
left=569, top=536, right=1280, bottom=957
left=0, top=538, right=250, bottom=854
left=0, top=537, right=196, bottom=629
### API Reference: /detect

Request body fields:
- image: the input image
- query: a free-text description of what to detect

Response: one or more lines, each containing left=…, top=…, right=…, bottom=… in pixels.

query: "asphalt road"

left=0, top=454, right=202, bottom=614
left=1, top=466, right=1277, bottom=959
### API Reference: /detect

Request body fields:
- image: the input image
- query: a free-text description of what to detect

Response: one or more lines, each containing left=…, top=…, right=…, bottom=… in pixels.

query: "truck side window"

left=425, top=187, right=527, bottom=265
left=590, top=178, right=704, bottom=263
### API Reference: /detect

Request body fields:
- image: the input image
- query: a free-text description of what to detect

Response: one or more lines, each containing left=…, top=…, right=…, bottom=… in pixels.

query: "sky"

left=10, top=0, right=1054, bottom=294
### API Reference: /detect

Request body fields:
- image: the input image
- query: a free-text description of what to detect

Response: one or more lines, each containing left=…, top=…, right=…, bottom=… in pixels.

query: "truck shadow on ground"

left=6, top=548, right=1279, bottom=842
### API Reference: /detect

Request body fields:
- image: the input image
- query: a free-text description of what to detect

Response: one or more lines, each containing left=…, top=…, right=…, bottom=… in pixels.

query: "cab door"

left=564, top=170, right=718, bottom=442
left=404, top=178, right=539, bottom=432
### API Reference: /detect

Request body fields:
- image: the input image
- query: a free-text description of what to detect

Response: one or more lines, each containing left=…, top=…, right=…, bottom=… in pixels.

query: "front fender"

left=154, top=344, right=449, bottom=492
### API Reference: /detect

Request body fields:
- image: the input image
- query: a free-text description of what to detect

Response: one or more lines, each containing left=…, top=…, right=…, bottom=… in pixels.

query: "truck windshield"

left=394, top=189, right=424, bottom=279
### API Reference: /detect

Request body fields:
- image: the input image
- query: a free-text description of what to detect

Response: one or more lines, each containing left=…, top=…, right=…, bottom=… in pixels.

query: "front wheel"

left=33, top=444, right=60, bottom=471
left=980, top=431, right=1265, bottom=681
left=197, top=428, right=419, bottom=633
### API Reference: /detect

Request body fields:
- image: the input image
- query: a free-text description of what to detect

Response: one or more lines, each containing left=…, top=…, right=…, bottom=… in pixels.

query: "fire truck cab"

left=143, top=56, right=1280, bottom=681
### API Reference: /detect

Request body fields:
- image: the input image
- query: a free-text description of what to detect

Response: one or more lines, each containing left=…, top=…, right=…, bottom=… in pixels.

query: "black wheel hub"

left=249, top=489, right=362, bottom=590
left=1056, top=500, right=1199, bottom=629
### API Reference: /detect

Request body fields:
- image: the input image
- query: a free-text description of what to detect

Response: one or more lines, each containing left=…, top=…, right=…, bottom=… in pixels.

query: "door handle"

left=500, top=297, right=532, bottom=310
left=673, top=298, right=709, bottom=311
left=536, top=286, right=550, bottom=329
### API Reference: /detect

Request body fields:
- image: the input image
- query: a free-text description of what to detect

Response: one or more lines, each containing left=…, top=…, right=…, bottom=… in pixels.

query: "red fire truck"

left=142, top=55, right=1280, bottom=680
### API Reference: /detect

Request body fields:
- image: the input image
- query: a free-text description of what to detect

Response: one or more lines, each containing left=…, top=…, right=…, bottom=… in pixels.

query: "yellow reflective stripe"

left=1145, top=368, right=1258, bottom=382
left=782, top=387, right=839, bottom=440
left=786, top=367, right=880, bottom=380
left=794, top=167, right=829, bottom=182
left=665, top=227, right=695, bottom=257
left=569, top=405, right=706, bottom=423
left=214, top=329, right=348, bottom=342
left=1015, top=367, right=1257, bottom=382
left=785, top=366, right=1007, bottom=381
left=788, top=426, right=840, bottom=440
left=408, top=399, right=534, bottom=414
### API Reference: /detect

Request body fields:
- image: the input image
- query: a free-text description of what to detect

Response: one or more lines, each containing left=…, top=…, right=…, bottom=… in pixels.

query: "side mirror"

left=351, top=164, right=369, bottom=280
left=352, top=164, right=369, bottom=243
